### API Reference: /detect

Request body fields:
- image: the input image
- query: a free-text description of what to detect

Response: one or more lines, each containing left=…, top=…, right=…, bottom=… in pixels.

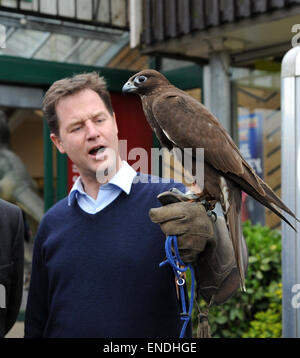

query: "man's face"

left=51, top=88, right=121, bottom=184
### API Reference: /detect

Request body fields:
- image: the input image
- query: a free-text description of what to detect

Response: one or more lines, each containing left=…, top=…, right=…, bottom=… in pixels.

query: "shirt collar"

left=108, top=161, right=137, bottom=195
left=68, top=161, right=137, bottom=206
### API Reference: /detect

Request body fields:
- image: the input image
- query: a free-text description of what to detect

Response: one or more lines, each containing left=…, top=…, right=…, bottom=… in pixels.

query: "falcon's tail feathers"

left=220, top=178, right=246, bottom=291
left=226, top=194, right=246, bottom=291
left=227, top=171, right=298, bottom=231
left=247, top=182, right=297, bottom=231
left=260, top=181, right=299, bottom=227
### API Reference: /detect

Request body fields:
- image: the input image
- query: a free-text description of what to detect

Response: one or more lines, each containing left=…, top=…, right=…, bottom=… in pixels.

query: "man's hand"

left=149, top=190, right=216, bottom=263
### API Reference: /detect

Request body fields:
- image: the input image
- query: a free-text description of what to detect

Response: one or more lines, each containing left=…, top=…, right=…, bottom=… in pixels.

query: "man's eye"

left=94, top=118, right=105, bottom=125
left=71, top=126, right=81, bottom=132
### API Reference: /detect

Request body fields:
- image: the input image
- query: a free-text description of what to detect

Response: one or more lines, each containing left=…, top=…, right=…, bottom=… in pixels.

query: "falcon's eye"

left=134, top=75, right=147, bottom=85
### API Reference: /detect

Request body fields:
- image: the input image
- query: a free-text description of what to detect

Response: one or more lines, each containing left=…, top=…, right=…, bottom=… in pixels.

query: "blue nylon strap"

left=159, top=235, right=195, bottom=338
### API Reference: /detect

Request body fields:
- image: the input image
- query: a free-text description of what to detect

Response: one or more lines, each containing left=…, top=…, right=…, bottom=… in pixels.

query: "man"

left=0, top=199, right=24, bottom=338
left=25, top=72, right=247, bottom=338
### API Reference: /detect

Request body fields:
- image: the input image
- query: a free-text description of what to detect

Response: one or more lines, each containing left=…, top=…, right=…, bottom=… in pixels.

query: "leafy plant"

left=242, top=282, right=282, bottom=338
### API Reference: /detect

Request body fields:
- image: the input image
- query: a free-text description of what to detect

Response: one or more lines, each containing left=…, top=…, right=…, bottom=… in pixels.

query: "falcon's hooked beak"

left=122, top=80, right=137, bottom=94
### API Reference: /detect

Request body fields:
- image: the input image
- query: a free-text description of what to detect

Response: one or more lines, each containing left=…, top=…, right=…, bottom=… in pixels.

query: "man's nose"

left=86, top=121, right=99, bottom=140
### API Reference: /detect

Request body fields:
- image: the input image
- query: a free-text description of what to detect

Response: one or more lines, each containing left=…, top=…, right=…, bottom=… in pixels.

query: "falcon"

left=122, top=69, right=299, bottom=290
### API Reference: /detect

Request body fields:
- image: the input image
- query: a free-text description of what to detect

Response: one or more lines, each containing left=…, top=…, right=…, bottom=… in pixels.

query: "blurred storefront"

left=235, top=70, right=282, bottom=229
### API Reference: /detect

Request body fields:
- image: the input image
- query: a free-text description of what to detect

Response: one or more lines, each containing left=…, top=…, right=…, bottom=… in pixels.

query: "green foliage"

left=243, top=282, right=282, bottom=338
left=192, top=221, right=282, bottom=338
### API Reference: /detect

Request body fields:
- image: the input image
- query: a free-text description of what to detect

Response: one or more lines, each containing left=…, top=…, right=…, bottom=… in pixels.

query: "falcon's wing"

left=140, top=98, right=174, bottom=151
left=151, top=90, right=265, bottom=196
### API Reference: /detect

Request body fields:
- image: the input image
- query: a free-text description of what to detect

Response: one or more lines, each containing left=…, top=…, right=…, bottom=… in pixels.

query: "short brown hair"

left=43, top=72, right=114, bottom=136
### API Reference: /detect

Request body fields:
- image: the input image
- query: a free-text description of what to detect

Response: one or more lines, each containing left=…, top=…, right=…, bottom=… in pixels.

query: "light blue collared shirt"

left=68, top=161, right=137, bottom=214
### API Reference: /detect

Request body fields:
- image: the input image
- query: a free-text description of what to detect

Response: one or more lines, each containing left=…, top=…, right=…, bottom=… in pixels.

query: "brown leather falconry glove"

left=149, top=188, right=248, bottom=305
left=149, top=189, right=216, bottom=264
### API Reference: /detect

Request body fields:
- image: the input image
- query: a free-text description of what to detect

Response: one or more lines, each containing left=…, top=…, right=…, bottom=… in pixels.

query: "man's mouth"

left=88, top=146, right=105, bottom=156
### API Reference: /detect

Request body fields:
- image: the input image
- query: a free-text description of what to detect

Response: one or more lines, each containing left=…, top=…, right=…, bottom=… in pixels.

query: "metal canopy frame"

left=0, top=10, right=125, bottom=42
left=0, top=1, right=129, bottom=31
left=0, top=8, right=129, bottom=66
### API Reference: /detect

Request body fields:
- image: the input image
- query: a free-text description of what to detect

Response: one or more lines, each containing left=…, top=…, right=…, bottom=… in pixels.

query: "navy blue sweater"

left=25, top=175, right=189, bottom=338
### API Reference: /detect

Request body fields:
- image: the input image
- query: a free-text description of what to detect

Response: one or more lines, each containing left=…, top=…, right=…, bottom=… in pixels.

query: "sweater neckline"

left=72, top=190, right=128, bottom=219
left=70, top=172, right=148, bottom=219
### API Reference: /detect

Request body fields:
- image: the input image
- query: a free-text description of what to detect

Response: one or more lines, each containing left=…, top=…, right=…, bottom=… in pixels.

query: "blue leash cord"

left=159, top=235, right=195, bottom=338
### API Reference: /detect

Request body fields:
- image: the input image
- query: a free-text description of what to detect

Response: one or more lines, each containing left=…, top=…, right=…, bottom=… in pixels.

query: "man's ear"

left=50, top=133, right=66, bottom=154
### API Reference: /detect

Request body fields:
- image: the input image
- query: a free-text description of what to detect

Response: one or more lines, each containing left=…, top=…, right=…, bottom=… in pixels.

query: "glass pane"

left=34, top=33, right=77, bottom=62
left=0, top=28, right=44, bottom=57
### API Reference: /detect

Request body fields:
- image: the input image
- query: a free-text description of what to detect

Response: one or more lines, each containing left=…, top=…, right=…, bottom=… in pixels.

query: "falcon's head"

left=122, top=70, right=171, bottom=96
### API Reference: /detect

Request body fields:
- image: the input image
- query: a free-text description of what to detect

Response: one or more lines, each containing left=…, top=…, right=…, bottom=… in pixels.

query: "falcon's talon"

left=200, top=199, right=215, bottom=212
left=207, top=211, right=217, bottom=222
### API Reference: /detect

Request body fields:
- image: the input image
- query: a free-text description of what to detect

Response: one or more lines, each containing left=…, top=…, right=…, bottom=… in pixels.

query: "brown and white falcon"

left=122, top=69, right=298, bottom=290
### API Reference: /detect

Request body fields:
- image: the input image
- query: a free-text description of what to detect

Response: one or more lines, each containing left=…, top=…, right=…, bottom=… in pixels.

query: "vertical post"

left=209, top=52, right=232, bottom=134
left=281, top=46, right=300, bottom=338
left=129, top=0, right=143, bottom=48
left=43, top=118, right=54, bottom=212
